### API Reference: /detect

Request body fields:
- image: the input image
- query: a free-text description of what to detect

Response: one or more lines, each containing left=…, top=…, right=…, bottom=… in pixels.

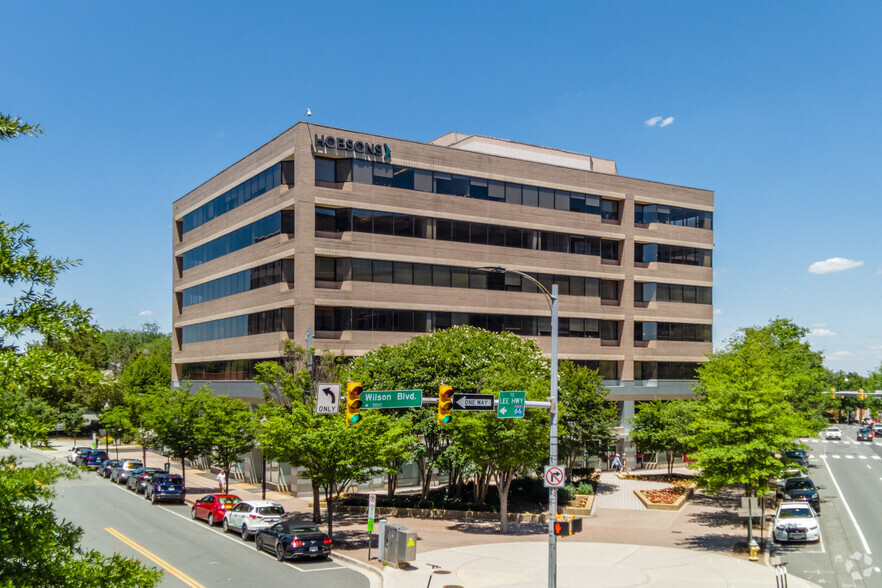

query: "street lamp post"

left=478, top=266, right=559, bottom=588
left=260, top=416, right=268, bottom=500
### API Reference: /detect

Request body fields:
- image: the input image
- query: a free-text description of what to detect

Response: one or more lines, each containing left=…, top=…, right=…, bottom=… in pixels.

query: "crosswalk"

left=812, top=454, right=882, bottom=460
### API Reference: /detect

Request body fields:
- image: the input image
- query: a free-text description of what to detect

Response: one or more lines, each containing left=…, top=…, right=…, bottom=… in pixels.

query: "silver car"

left=109, top=460, right=143, bottom=484
left=222, top=500, right=286, bottom=541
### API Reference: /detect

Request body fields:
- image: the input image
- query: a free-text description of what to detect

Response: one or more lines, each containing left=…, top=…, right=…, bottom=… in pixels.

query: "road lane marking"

left=821, top=457, right=872, bottom=554
left=847, top=455, right=855, bottom=460
left=834, top=455, right=841, bottom=459
left=105, top=527, right=206, bottom=588
left=860, top=455, right=868, bottom=460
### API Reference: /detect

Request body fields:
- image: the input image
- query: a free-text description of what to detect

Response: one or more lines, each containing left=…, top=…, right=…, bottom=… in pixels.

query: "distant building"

left=173, top=122, right=713, bottom=420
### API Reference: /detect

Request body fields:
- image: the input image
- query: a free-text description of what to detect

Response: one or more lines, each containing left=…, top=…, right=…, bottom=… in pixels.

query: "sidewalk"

left=46, top=439, right=818, bottom=587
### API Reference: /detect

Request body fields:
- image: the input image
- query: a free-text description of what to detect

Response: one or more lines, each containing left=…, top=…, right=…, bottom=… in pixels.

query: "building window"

left=183, top=164, right=282, bottom=233
left=636, top=203, right=713, bottom=230
left=181, top=308, right=291, bottom=344
left=634, top=361, right=701, bottom=380
left=182, top=211, right=294, bottom=271
left=634, top=322, right=711, bottom=342
left=182, top=260, right=291, bottom=306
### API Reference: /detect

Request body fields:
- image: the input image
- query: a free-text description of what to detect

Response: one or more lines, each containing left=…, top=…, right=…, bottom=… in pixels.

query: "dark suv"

left=782, top=449, right=809, bottom=468
left=77, top=449, right=109, bottom=469
left=778, top=477, right=821, bottom=513
left=144, top=473, right=185, bottom=504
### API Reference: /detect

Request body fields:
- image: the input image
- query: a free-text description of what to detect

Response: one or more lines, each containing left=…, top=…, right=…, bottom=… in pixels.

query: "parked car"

left=109, top=460, right=143, bottom=484
left=254, top=519, right=332, bottom=561
left=857, top=428, right=874, bottom=442
left=76, top=449, right=109, bottom=469
left=144, top=473, right=185, bottom=504
left=68, top=446, right=90, bottom=464
left=824, top=427, right=842, bottom=440
left=191, top=494, right=242, bottom=526
left=782, top=449, right=809, bottom=468
left=222, top=500, right=287, bottom=540
left=778, top=477, right=821, bottom=512
left=873, top=423, right=882, bottom=437
left=773, top=501, right=820, bottom=543
left=127, top=467, right=164, bottom=493
left=97, top=459, right=123, bottom=478
left=774, top=468, right=807, bottom=494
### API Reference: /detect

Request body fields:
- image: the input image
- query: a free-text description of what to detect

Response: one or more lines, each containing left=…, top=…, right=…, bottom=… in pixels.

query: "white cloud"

left=660, top=116, right=674, bottom=127
left=138, top=310, right=153, bottom=316
left=876, top=266, right=882, bottom=275
left=808, top=257, right=864, bottom=274
left=825, top=350, right=852, bottom=360
left=809, top=328, right=836, bottom=337
left=713, top=309, right=723, bottom=316
left=644, top=116, right=663, bottom=127
left=871, top=345, right=882, bottom=350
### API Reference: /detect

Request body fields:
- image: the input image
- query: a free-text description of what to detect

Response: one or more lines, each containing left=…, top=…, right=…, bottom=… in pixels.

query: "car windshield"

left=219, top=497, right=240, bottom=505
left=787, top=480, right=815, bottom=490
left=785, top=450, right=806, bottom=457
left=283, top=522, right=319, bottom=533
left=860, top=428, right=871, bottom=434
left=779, top=508, right=813, bottom=519
left=827, top=428, right=840, bottom=432
left=257, top=506, right=285, bottom=516
left=124, top=462, right=142, bottom=468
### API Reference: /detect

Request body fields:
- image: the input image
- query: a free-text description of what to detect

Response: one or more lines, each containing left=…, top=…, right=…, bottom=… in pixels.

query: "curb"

left=331, top=550, right=384, bottom=588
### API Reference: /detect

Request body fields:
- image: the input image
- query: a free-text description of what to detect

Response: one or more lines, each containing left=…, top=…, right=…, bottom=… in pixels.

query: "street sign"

left=367, top=493, right=377, bottom=532
left=544, top=466, right=566, bottom=488
left=741, top=497, right=758, bottom=510
left=361, top=390, right=423, bottom=409
left=497, top=391, right=526, bottom=419
left=453, top=393, right=494, bottom=411
left=315, top=383, right=340, bottom=415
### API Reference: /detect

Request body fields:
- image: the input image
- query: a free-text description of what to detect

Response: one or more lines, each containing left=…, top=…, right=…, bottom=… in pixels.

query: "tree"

left=118, top=350, right=171, bottom=394
left=256, top=361, right=406, bottom=537
left=148, top=387, right=208, bottom=487
left=629, top=399, right=695, bottom=475
left=557, top=361, right=617, bottom=480
left=197, top=389, right=257, bottom=493
left=0, top=117, right=160, bottom=584
left=58, top=403, right=86, bottom=445
left=689, top=318, right=823, bottom=497
left=100, top=323, right=168, bottom=375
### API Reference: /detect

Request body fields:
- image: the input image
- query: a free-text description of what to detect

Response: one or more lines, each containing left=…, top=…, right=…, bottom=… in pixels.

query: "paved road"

left=772, top=426, right=882, bottom=587
left=7, top=445, right=368, bottom=588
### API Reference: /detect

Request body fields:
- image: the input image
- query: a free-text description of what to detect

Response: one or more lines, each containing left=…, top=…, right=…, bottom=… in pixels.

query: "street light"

left=260, top=416, right=268, bottom=500
left=477, top=265, right=559, bottom=588
left=102, top=402, right=110, bottom=456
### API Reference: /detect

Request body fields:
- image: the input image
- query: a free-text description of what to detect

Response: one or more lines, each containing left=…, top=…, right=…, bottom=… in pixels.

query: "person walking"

left=611, top=454, right=622, bottom=473
left=621, top=455, right=629, bottom=475
left=216, top=470, right=226, bottom=493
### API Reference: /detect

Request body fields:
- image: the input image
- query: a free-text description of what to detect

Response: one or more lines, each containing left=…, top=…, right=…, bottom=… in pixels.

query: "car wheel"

left=241, top=524, right=249, bottom=541
left=208, top=514, right=215, bottom=526
left=222, top=519, right=230, bottom=533
left=275, top=542, right=285, bottom=561
left=255, top=535, right=263, bottom=551
left=190, top=507, right=197, bottom=519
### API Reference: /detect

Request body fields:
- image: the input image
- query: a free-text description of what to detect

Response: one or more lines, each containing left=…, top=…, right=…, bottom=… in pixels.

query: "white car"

left=774, top=502, right=820, bottom=543
left=68, top=446, right=88, bottom=464
left=222, top=500, right=286, bottom=540
left=824, top=427, right=841, bottom=440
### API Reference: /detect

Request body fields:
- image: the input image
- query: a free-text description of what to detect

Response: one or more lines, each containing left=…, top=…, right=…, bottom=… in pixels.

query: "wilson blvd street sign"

left=360, top=390, right=423, bottom=409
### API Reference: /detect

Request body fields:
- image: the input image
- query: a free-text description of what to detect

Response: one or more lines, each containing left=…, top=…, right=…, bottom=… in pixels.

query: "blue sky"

left=3, top=2, right=880, bottom=375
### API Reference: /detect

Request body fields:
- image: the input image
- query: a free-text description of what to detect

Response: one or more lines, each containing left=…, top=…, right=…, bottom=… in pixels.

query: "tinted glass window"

left=315, top=158, right=336, bottom=183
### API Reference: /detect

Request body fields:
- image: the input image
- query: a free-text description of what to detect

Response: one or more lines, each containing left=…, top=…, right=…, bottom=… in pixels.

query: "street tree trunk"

left=312, top=480, right=322, bottom=523
left=495, top=468, right=516, bottom=534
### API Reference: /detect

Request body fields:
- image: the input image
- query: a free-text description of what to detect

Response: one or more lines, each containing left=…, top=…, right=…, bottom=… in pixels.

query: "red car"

left=191, top=494, right=242, bottom=526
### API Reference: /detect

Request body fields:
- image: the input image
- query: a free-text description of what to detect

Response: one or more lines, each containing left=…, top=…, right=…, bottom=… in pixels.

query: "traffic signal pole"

left=548, top=283, right=559, bottom=588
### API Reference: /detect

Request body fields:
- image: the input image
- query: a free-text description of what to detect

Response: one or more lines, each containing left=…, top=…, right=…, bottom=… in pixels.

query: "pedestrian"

left=611, top=453, right=622, bottom=473
left=621, top=456, right=629, bottom=475
left=216, top=470, right=226, bottom=493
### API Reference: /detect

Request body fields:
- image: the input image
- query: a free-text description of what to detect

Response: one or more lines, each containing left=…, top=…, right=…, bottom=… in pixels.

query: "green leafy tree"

left=689, top=318, right=823, bottom=497
left=0, top=118, right=160, bottom=585
left=58, top=403, right=86, bottom=445
left=197, top=389, right=257, bottom=492
left=148, top=387, right=208, bottom=487
left=256, top=361, right=406, bottom=537
left=629, top=399, right=695, bottom=475
left=558, top=361, right=617, bottom=481
left=100, top=323, right=168, bottom=375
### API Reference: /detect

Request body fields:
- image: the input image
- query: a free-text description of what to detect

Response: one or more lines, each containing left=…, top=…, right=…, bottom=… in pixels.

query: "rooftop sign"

left=314, top=134, right=390, bottom=160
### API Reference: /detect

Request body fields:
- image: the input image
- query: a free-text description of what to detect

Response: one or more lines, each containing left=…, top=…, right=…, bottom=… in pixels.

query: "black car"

left=782, top=449, right=809, bottom=468
left=127, top=467, right=164, bottom=493
left=779, top=477, right=821, bottom=513
left=76, top=449, right=109, bottom=469
left=109, top=460, right=143, bottom=484
left=97, top=459, right=123, bottom=478
left=254, top=520, right=332, bottom=561
left=857, top=428, right=874, bottom=442
left=144, top=473, right=185, bottom=504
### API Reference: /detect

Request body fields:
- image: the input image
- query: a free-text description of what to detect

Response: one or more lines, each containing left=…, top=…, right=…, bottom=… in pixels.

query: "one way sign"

left=453, top=393, right=494, bottom=411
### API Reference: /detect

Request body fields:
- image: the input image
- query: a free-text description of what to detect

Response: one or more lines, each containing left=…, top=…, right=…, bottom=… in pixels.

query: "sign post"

left=497, top=391, right=526, bottom=419
left=367, top=493, right=377, bottom=561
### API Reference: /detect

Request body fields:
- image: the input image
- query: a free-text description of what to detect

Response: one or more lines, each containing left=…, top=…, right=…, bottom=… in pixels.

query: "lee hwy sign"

left=361, top=390, right=423, bottom=409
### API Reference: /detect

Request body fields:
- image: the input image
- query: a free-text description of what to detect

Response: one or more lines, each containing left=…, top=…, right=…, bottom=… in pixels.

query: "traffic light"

left=438, top=385, right=453, bottom=425
left=346, top=382, right=363, bottom=424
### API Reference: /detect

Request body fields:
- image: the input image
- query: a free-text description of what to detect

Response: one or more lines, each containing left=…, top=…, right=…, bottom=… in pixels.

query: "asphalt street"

left=6, top=445, right=369, bottom=588
left=773, top=425, right=882, bottom=588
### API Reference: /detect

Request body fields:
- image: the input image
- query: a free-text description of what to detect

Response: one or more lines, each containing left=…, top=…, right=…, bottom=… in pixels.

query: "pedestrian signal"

left=346, top=382, right=363, bottom=424
left=438, top=385, right=454, bottom=425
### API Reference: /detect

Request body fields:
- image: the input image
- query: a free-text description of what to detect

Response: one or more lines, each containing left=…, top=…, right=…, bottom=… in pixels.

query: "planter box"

left=334, top=504, right=547, bottom=524
left=633, top=487, right=694, bottom=511
left=561, top=494, right=594, bottom=516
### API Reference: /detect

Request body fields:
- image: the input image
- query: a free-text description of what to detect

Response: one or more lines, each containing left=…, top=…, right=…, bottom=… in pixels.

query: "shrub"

left=574, top=482, right=594, bottom=495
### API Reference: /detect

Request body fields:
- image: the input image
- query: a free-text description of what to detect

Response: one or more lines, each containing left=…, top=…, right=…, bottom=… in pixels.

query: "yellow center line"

left=105, top=527, right=206, bottom=588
